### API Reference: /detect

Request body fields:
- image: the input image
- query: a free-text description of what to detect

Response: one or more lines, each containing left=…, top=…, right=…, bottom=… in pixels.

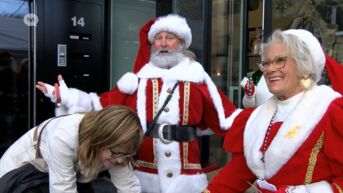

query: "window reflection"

left=0, top=0, right=29, bottom=155
left=210, top=0, right=242, bottom=168
left=272, top=0, right=343, bottom=64
left=0, top=0, right=27, bottom=17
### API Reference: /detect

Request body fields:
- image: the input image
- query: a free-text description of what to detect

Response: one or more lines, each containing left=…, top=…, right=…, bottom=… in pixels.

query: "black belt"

left=145, top=123, right=197, bottom=143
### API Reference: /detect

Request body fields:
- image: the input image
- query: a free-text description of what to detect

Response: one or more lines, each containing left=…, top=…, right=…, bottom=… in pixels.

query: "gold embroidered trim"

left=304, top=132, right=324, bottom=184
left=203, top=189, right=211, bottom=193
left=183, top=142, right=202, bottom=170
left=152, top=79, right=159, bottom=118
left=134, top=160, right=156, bottom=168
left=182, top=82, right=190, bottom=125
left=134, top=138, right=158, bottom=169
left=334, top=183, right=343, bottom=193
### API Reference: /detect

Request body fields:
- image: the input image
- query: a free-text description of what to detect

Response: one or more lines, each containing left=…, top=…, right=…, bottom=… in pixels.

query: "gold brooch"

left=285, top=125, right=301, bottom=139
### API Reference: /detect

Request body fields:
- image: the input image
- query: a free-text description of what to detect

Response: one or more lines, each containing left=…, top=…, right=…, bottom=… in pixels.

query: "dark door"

left=35, top=0, right=109, bottom=123
left=0, top=0, right=31, bottom=155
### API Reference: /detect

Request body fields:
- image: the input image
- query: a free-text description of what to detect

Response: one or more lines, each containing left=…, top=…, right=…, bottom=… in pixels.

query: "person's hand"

left=36, top=80, right=57, bottom=103
left=244, top=78, right=255, bottom=97
left=275, top=185, right=307, bottom=193
left=36, top=74, right=70, bottom=106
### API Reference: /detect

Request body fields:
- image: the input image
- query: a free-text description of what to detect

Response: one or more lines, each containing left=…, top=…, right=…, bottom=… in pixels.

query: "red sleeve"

left=206, top=153, right=256, bottom=193
left=324, top=97, right=343, bottom=192
left=198, top=85, right=237, bottom=136
left=204, top=109, right=256, bottom=193
left=325, top=55, right=343, bottom=95
left=224, top=108, right=254, bottom=152
left=99, top=87, right=137, bottom=111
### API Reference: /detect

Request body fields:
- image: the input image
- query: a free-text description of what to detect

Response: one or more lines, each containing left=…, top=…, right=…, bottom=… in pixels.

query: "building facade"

left=0, top=0, right=342, bottom=170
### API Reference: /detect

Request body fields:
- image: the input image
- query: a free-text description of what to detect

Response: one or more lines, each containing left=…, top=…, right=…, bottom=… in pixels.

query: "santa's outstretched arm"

left=36, top=74, right=102, bottom=115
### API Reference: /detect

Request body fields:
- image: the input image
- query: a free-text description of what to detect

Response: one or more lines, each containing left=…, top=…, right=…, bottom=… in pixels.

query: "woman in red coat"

left=204, top=29, right=343, bottom=193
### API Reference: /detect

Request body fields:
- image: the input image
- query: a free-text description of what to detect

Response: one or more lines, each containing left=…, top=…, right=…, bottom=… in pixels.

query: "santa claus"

left=36, top=14, right=239, bottom=193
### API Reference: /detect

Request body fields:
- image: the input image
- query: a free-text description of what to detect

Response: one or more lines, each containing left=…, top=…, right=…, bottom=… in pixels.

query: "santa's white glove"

left=240, top=77, right=256, bottom=97
left=36, top=75, right=95, bottom=113
left=57, top=78, right=75, bottom=108
left=43, top=83, right=57, bottom=103
left=57, top=76, right=94, bottom=112
left=284, top=185, right=307, bottom=193
left=240, top=77, right=257, bottom=108
left=284, top=181, right=332, bottom=193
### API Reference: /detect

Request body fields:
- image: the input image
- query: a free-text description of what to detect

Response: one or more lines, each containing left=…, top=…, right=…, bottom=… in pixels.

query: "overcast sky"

left=0, top=0, right=27, bottom=17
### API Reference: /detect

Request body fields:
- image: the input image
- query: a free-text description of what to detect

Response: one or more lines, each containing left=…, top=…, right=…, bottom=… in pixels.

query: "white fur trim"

left=204, top=74, right=238, bottom=130
left=255, top=76, right=272, bottom=106
left=59, top=88, right=93, bottom=114
left=135, top=76, right=207, bottom=193
left=284, top=29, right=325, bottom=82
left=89, top=92, right=103, bottom=111
left=134, top=170, right=208, bottom=193
left=155, top=140, right=182, bottom=192
left=244, top=85, right=341, bottom=179
left=117, top=72, right=138, bottom=94
left=156, top=80, right=180, bottom=125
left=241, top=76, right=273, bottom=108
left=204, top=74, right=226, bottom=128
left=137, top=79, right=147, bottom=133
left=138, top=58, right=237, bottom=131
left=223, top=109, right=243, bottom=130
left=165, top=173, right=208, bottom=193
left=135, top=139, right=208, bottom=193
left=137, top=58, right=206, bottom=83
left=305, top=180, right=333, bottom=193
left=148, top=14, right=192, bottom=49
left=285, top=181, right=333, bottom=193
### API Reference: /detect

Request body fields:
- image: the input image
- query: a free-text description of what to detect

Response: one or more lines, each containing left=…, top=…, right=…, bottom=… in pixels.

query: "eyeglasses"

left=110, top=151, right=136, bottom=159
left=258, top=56, right=288, bottom=71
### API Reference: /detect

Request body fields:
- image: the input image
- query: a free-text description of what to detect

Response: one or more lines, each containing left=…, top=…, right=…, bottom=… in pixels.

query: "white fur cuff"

left=223, top=109, right=243, bottom=130
left=117, top=72, right=138, bottom=94
left=165, top=173, right=208, bottom=193
left=286, top=181, right=333, bottom=193
left=89, top=92, right=103, bottom=111
left=305, top=181, right=333, bottom=193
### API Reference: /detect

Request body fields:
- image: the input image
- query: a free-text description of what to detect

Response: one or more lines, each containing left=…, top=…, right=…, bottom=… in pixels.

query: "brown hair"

left=77, top=105, right=143, bottom=176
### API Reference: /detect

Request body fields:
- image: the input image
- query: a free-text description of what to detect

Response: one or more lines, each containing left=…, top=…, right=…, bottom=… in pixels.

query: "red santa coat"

left=205, top=85, right=343, bottom=193
left=100, top=57, right=237, bottom=193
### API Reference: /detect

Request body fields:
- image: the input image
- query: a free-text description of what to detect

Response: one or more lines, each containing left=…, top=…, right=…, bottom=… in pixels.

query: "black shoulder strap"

left=34, top=114, right=69, bottom=158
left=145, top=82, right=178, bottom=136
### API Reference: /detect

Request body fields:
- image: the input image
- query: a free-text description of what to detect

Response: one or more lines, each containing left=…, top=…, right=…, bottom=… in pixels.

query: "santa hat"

left=284, top=29, right=325, bottom=83
left=148, top=14, right=192, bottom=49
left=133, top=18, right=156, bottom=73
left=325, top=55, right=343, bottom=95
left=117, top=18, right=156, bottom=94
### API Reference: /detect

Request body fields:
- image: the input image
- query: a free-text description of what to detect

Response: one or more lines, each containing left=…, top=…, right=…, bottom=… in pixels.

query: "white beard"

left=150, top=47, right=185, bottom=69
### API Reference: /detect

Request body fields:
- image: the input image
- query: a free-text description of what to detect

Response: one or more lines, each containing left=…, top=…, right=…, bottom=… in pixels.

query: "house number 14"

left=71, top=16, right=85, bottom=27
